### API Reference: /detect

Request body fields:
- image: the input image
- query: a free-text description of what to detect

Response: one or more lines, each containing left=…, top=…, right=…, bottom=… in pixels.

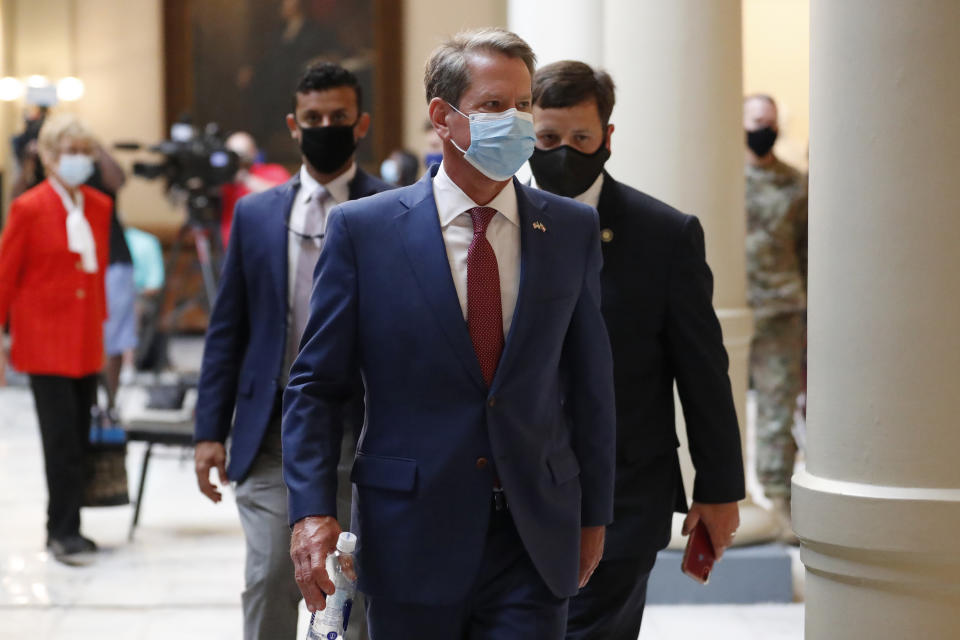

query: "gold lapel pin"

left=532, top=221, right=547, bottom=232
left=601, top=228, right=614, bottom=243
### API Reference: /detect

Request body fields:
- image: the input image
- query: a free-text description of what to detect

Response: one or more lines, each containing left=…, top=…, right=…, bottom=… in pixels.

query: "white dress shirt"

left=432, top=161, right=521, bottom=335
left=286, top=162, right=356, bottom=309
left=573, top=172, right=605, bottom=209
left=50, top=178, right=98, bottom=273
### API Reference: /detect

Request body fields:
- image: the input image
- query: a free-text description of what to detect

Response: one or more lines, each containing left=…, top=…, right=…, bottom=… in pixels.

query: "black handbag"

left=84, top=412, right=130, bottom=507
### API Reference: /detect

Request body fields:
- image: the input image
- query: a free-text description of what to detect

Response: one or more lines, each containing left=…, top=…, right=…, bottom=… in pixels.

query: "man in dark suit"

left=282, top=29, right=616, bottom=640
left=528, top=61, right=746, bottom=639
left=193, top=62, right=390, bottom=640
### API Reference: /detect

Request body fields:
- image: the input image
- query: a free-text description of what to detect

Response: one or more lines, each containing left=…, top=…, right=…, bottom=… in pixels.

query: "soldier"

left=743, top=94, right=807, bottom=536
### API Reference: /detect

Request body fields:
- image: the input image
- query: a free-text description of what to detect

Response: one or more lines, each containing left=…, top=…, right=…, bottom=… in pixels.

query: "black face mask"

left=746, top=126, right=778, bottom=157
left=299, top=123, right=358, bottom=174
left=528, top=141, right=611, bottom=198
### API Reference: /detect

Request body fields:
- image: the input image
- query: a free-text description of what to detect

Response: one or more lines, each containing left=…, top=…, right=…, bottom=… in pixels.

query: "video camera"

left=116, top=119, right=239, bottom=224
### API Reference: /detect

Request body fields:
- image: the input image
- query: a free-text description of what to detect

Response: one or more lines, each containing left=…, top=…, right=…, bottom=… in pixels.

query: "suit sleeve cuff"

left=580, top=499, right=614, bottom=528
left=193, top=417, right=231, bottom=445
left=287, top=492, right=339, bottom=528
left=692, top=475, right=746, bottom=505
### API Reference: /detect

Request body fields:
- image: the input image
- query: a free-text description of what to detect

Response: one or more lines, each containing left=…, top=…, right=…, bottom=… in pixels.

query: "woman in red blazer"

left=0, top=114, right=112, bottom=561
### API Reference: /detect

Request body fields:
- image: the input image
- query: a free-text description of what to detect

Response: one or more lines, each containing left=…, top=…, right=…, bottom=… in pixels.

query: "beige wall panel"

left=742, top=0, right=809, bottom=170
left=3, top=0, right=177, bottom=228
left=402, top=0, right=507, bottom=160
left=12, top=0, right=70, bottom=78
left=72, top=0, right=178, bottom=228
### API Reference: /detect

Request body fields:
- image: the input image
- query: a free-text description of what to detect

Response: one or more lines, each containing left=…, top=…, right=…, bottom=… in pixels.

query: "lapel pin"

left=601, top=228, right=614, bottom=243
left=532, top=221, right=547, bottom=233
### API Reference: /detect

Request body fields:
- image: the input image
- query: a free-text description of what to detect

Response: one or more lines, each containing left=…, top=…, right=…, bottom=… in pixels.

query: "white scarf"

left=50, top=178, right=98, bottom=273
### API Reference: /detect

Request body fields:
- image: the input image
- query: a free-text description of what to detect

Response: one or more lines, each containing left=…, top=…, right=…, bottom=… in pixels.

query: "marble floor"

left=0, top=338, right=804, bottom=639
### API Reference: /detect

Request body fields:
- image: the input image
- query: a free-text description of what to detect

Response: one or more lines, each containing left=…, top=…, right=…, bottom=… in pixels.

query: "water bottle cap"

left=337, top=531, right=357, bottom=553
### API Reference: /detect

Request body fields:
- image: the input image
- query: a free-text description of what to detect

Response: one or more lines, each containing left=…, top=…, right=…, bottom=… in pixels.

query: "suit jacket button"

left=601, top=228, right=614, bottom=243
left=487, top=397, right=496, bottom=408
left=76, top=289, right=86, bottom=299
left=475, top=457, right=488, bottom=470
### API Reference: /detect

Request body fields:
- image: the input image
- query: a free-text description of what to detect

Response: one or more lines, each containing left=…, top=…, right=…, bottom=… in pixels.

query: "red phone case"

left=681, top=520, right=716, bottom=584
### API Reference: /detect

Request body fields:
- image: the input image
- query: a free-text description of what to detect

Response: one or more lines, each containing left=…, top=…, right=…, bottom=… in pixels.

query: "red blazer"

left=0, top=180, right=112, bottom=377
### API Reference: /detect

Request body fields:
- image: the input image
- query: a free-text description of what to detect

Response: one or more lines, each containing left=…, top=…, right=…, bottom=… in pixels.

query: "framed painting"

left=162, top=0, right=403, bottom=171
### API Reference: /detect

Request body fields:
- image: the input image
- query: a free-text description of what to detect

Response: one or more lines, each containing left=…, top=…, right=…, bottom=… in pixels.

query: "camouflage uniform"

left=745, top=159, right=807, bottom=498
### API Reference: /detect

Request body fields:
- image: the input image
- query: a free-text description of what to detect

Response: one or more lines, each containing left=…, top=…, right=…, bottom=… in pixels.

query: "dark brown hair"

left=293, top=62, right=362, bottom=114
left=533, top=60, right=616, bottom=126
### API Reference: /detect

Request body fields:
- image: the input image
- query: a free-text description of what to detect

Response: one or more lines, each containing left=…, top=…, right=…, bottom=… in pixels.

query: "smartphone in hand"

left=681, top=520, right=716, bottom=584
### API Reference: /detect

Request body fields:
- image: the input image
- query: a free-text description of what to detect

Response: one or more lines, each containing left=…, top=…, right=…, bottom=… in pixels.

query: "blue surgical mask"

left=58, top=153, right=94, bottom=187
left=380, top=158, right=400, bottom=185
left=447, top=103, right=535, bottom=181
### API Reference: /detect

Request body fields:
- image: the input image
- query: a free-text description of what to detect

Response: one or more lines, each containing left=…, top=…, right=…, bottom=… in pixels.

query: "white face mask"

left=57, top=153, right=95, bottom=187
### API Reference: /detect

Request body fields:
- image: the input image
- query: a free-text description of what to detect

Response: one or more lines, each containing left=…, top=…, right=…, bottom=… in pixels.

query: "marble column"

left=507, top=0, right=602, bottom=68
left=602, top=0, right=776, bottom=546
left=795, top=0, right=960, bottom=636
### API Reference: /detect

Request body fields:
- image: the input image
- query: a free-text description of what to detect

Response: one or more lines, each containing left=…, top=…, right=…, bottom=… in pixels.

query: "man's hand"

left=578, top=525, right=605, bottom=588
left=291, top=515, right=341, bottom=612
left=194, top=441, right=228, bottom=503
left=682, top=501, right=740, bottom=559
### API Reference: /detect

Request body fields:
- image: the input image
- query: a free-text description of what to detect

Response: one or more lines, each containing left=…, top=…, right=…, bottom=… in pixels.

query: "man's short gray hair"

left=424, top=27, right=537, bottom=107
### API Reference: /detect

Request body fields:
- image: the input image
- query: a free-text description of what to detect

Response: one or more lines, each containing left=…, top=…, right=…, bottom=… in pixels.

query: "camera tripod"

left=134, top=190, right=222, bottom=372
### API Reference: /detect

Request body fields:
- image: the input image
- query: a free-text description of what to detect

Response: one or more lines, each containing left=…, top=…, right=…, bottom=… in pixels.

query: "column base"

left=794, top=469, right=960, bottom=638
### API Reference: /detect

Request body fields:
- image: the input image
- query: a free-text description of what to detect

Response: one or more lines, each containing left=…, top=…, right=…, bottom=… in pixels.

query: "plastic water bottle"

left=306, top=532, right=358, bottom=640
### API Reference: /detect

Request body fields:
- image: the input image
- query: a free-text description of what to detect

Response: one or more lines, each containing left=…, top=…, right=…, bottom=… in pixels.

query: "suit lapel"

left=348, top=168, right=389, bottom=199
left=399, top=174, right=487, bottom=390
left=267, top=174, right=300, bottom=311
left=491, top=181, right=552, bottom=389
left=348, top=170, right=368, bottom=200
left=596, top=171, right=621, bottom=222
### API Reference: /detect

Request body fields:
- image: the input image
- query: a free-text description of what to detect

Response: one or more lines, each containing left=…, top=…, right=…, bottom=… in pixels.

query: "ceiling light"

left=0, top=77, right=23, bottom=101
left=57, top=76, right=85, bottom=101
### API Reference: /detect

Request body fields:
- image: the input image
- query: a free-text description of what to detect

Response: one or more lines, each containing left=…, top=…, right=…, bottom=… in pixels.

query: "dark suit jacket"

left=194, top=168, right=391, bottom=482
left=596, top=172, right=745, bottom=559
left=282, top=167, right=616, bottom=604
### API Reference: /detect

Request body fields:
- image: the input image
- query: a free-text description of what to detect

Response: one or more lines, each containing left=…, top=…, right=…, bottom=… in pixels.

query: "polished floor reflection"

left=0, top=362, right=802, bottom=639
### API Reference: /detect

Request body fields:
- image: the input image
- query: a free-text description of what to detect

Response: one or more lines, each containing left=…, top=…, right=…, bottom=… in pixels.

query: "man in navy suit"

left=528, top=61, right=745, bottom=640
left=282, top=29, right=616, bottom=639
left=193, top=63, right=390, bottom=640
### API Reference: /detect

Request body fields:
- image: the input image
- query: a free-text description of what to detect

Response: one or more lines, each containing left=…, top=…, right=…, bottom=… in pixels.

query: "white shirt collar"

left=528, top=170, right=604, bottom=209
left=433, top=161, right=520, bottom=228
left=574, top=172, right=605, bottom=209
left=49, top=178, right=98, bottom=273
left=49, top=176, right=83, bottom=214
left=298, top=162, right=357, bottom=205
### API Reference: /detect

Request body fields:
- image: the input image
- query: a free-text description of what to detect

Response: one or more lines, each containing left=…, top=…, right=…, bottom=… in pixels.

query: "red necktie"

left=467, top=206, right=504, bottom=386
